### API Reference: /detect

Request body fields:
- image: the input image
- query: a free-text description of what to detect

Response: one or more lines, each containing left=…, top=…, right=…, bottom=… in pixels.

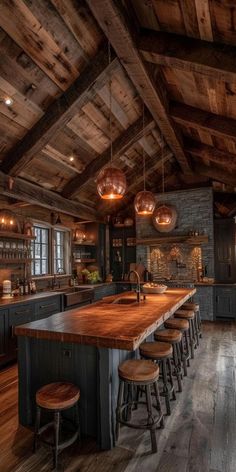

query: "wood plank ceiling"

left=0, top=0, right=235, bottom=219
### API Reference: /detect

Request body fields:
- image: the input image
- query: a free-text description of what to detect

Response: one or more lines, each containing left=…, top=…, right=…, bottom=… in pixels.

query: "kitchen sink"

left=112, top=297, right=138, bottom=305
left=64, top=287, right=94, bottom=308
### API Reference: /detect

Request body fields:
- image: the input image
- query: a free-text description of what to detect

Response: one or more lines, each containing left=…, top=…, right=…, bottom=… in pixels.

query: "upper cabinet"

left=214, top=219, right=236, bottom=283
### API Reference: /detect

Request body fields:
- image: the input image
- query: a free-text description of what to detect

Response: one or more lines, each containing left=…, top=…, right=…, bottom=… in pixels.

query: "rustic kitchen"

left=0, top=1, right=236, bottom=471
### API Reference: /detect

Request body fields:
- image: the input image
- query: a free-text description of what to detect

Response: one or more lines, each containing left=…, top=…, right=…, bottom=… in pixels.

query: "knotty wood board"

left=15, top=288, right=195, bottom=351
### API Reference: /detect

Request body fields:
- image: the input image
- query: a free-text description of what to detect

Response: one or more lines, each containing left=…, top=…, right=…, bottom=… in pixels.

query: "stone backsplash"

left=136, top=187, right=214, bottom=280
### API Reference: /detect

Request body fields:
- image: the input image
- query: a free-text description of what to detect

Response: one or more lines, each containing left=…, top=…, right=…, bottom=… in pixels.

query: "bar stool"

left=139, top=342, right=176, bottom=415
left=116, top=359, right=164, bottom=453
left=34, top=382, right=80, bottom=470
left=154, top=329, right=183, bottom=393
left=182, top=302, right=202, bottom=340
left=174, top=309, right=196, bottom=359
left=164, top=318, right=190, bottom=376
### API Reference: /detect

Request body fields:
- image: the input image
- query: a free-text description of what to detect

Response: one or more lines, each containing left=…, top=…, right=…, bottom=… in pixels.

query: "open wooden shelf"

left=136, top=235, right=208, bottom=246
left=73, top=241, right=95, bottom=246
left=0, top=258, right=32, bottom=264
left=74, top=259, right=96, bottom=263
left=0, top=231, right=35, bottom=240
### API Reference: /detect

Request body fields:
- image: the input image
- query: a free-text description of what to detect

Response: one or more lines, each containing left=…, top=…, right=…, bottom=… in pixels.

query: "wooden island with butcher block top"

left=15, top=288, right=195, bottom=450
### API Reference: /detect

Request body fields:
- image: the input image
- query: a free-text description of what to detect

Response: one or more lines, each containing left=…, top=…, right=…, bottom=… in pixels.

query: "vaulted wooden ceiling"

left=0, top=0, right=235, bottom=220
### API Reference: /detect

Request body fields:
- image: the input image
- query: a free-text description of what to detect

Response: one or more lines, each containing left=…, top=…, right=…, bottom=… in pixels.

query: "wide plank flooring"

left=1, top=321, right=236, bottom=472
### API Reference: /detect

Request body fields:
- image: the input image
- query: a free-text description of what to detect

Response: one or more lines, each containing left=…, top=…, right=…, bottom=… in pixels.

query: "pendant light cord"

left=108, top=40, right=113, bottom=164
left=162, top=132, right=165, bottom=194
left=142, top=102, right=146, bottom=191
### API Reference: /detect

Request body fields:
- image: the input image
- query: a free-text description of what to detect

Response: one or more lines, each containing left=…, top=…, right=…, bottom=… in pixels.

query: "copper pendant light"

left=155, top=136, right=173, bottom=225
left=97, top=42, right=126, bottom=200
left=134, top=104, right=155, bottom=215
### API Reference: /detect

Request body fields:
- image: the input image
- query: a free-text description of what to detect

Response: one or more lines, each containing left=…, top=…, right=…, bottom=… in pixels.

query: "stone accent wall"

left=136, top=187, right=214, bottom=278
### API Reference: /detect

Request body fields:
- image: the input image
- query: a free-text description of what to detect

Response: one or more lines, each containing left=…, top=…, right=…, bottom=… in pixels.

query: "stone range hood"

left=136, top=188, right=215, bottom=283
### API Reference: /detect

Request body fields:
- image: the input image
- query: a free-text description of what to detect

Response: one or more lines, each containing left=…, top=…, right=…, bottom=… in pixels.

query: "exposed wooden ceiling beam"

left=0, top=171, right=98, bottom=221
left=0, top=45, right=120, bottom=177
left=196, top=164, right=236, bottom=188
left=62, top=112, right=155, bottom=198
left=171, top=101, right=236, bottom=141
left=139, top=29, right=236, bottom=83
left=185, top=139, right=236, bottom=169
left=86, top=0, right=192, bottom=174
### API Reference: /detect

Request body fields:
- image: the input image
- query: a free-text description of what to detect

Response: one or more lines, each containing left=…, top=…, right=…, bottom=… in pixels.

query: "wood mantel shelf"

left=15, top=288, right=195, bottom=351
left=136, top=235, right=208, bottom=246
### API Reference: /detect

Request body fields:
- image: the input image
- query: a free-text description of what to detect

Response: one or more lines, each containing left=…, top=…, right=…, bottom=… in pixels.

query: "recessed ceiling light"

left=69, top=156, right=74, bottom=162
left=4, top=97, right=13, bottom=106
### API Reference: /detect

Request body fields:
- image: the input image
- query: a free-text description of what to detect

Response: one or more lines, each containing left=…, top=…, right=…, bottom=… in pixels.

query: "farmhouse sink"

left=64, top=287, right=94, bottom=308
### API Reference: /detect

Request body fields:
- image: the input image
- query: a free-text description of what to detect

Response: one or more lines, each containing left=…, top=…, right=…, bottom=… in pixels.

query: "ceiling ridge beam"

left=86, top=0, right=192, bottom=174
left=62, top=112, right=155, bottom=199
left=185, top=139, right=236, bottom=168
left=0, top=171, right=98, bottom=221
left=139, top=28, right=236, bottom=82
left=196, top=164, right=236, bottom=187
left=1, top=45, right=120, bottom=177
left=170, top=101, right=236, bottom=140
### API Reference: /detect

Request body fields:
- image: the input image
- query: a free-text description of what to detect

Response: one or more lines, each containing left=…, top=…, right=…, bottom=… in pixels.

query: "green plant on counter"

left=81, top=268, right=90, bottom=276
left=87, top=270, right=101, bottom=284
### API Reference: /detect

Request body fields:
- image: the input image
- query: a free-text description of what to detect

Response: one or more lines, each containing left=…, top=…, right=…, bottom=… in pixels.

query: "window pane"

left=31, top=225, right=49, bottom=276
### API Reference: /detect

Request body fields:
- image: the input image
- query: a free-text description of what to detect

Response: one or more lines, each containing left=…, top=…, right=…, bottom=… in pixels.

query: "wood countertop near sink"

left=15, top=288, right=195, bottom=351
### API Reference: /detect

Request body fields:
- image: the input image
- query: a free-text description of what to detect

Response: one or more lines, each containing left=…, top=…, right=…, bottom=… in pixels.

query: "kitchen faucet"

left=128, top=270, right=141, bottom=302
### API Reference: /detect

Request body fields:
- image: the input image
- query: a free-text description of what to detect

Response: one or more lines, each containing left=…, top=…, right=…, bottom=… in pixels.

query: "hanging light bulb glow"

left=97, top=166, right=126, bottom=200
left=134, top=190, right=156, bottom=215
left=97, top=41, right=126, bottom=200
left=134, top=103, right=155, bottom=215
left=154, top=204, right=172, bottom=225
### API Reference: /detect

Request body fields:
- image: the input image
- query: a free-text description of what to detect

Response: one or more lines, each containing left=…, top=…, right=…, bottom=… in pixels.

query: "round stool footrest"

left=118, top=401, right=163, bottom=430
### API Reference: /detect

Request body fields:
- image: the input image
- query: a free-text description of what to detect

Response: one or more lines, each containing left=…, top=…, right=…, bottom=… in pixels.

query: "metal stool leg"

left=167, top=358, right=176, bottom=400
left=116, top=380, right=124, bottom=440
left=173, top=344, right=182, bottom=392
left=161, top=359, right=171, bottom=415
left=194, top=315, right=199, bottom=347
left=145, top=384, right=157, bottom=453
left=153, top=381, right=164, bottom=428
left=184, top=332, right=191, bottom=367
left=189, top=320, right=195, bottom=359
left=33, top=405, right=41, bottom=453
left=53, top=411, right=60, bottom=470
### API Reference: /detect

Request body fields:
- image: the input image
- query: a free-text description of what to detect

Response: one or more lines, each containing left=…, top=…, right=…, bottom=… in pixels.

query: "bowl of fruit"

left=142, top=283, right=167, bottom=294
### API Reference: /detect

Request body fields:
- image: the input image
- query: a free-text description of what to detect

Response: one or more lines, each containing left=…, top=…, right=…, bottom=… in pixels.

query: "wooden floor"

left=1, top=321, right=236, bottom=472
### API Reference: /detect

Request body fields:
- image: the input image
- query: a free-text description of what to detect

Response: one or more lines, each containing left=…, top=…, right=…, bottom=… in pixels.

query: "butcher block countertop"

left=15, top=288, right=195, bottom=351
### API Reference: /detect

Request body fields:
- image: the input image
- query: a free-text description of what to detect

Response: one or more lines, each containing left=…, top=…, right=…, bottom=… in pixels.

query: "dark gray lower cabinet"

left=0, top=294, right=62, bottom=367
left=93, top=284, right=116, bottom=301
left=0, top=310, right=9, bottom=365
left=214, top=287, right=236, bottom=319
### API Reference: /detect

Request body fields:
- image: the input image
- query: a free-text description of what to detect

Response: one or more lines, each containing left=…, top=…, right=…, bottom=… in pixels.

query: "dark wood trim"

left=86, top=0, right=192, bottom=174
left=62, top=112, right=155, bottom=198
left=139, top=29, right=236, bottom=83
left=0, top=171, right=98, bottom=220
left=185, top=139, right=236, bottom=168
left=196, top=164, right=236, bottom=187
left=1, top=46, right=120, bottom=177
left=171, top=101, right=236, bottom=141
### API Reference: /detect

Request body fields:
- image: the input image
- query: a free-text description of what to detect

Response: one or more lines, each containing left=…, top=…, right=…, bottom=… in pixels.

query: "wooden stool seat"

left=182, top=302, right=199, bottom=312
left=154, top=329, right=182, bottom=344
left=118, top=359, right=159, bottom=383
left=140, top=341, right=173, bottom=359
left=175, top=309, right=195, bottom=320
left=164, top=318, right=189, bottom=331
left=36, top=382, right=80, bottom=410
